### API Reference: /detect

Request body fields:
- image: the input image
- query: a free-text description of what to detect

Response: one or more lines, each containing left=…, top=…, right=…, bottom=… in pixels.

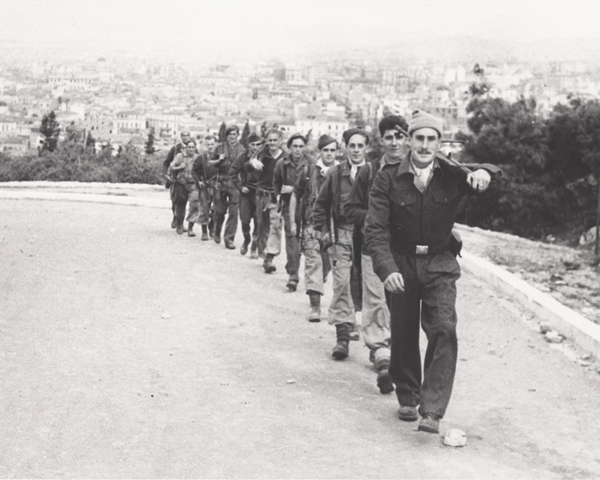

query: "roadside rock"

left=444, top=429, right=467, bottom=447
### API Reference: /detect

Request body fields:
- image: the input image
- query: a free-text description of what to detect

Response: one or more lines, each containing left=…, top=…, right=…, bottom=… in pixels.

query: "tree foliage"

left=39, top=111, right=60, bottom=154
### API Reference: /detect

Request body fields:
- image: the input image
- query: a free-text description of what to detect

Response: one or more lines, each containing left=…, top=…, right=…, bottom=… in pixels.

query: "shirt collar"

left=396, top=152, right=441, bottom=177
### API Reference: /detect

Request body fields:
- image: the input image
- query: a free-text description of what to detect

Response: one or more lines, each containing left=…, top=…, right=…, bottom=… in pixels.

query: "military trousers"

left=239, top=190, right=258, bottom=244
left=327, top=228, right=357, bottom=327
left=254, top=191, right=272, bottom=256
left=302, top=224, right=331, bottom=295
left=212, top=181, right=239, bottom=244
left=265, top=202, right=300, bottom=281
left=362, top=254, right=391, bottom=369
left=173, top=181, right=208, bottom=225
left=388, top=251, right=461, bottom=419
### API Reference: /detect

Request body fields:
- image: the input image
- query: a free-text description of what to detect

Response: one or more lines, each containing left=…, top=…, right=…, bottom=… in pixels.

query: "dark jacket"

left=344, top=156, right=389, bottom=227
left=229, top=151, right=260, bottom=192
left=243, top=148, right=284, bottom=195
left=273, top=152, right=315, bottom=203
left=293, top=161, right=328, bottom=226
left=312, top=159, right=364, bottom=234
left=211, top=142, right=246, bottom=178
left=364, top=152, right=501, bottom=282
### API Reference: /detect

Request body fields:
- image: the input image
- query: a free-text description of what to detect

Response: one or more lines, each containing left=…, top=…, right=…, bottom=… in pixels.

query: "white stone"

left=444, top=429, right=467, bottom=447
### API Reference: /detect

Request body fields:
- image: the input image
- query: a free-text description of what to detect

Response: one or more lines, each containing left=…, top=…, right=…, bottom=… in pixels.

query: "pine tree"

left=218, top=122, right=227, bottom=143
left=145, top=131, right=157, bottom=155
left=240, top=121, right=250, bottom=148
left=39, top=111, right=60, bottom=154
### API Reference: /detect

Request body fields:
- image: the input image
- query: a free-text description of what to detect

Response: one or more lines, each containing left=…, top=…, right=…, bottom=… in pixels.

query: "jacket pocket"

left=390, top=189, right=417, bottom=208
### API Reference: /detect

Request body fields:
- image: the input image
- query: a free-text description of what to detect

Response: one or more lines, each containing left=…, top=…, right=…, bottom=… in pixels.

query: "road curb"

left=3, top=186, right=600, bottom=357
left=460, top=251, right=600, bottom=357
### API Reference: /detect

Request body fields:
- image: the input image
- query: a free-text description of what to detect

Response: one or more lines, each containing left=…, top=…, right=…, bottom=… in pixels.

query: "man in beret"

left=264, top=133, right=315, bottom=291
left=313, top=128, right=369, bottom=360
left=364, top=110, right=501, bottom=433
left=290, top=134, right=336, bottom=322
left=229, top=133, right=263, bottom=258
left=343, top=115, right=409, bottom=394
left=210, top=125, right=245, bottom=249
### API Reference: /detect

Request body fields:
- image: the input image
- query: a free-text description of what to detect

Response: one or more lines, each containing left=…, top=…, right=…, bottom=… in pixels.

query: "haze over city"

left=4, top=0, right=600, bottom=61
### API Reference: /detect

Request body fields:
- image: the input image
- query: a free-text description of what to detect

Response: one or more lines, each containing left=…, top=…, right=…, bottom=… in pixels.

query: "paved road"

left=2, top=194, right=600, bottom=478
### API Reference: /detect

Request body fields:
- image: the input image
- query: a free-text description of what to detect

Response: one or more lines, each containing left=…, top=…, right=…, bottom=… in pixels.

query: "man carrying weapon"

left=163, top=130, right=193, bottom=230
left=290, top=134, right=336, bottom=322
left=364, top=110, right=501, bottom=433
left=229, top=133, right=263, bottom=258
left=343, top=115, right=408, bottom=394
left=267, top=133, right=315, bottom=291
left=313, top=128, right=368, bottom=360
left=209, top=125, right=245, bottom=249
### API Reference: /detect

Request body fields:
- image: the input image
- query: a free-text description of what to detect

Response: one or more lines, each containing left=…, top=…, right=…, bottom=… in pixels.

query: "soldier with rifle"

left=168, top=139, right=207, bottom=237
left=243, top=128, right=285, bottom=262
left=343, top=115, right=408, bottom=394
left=229, top=133, right=263, bottom=258
left=209, top=125, right=245, bottom=249
left=163, top=130, right=193, bottom=230
left=266, top=133, right=315, bottom=291
left=290, top=135, right=336, bottom=322
left=312, top=128, right=368, bottom=360
left=364, top=110, right=502, bottom=433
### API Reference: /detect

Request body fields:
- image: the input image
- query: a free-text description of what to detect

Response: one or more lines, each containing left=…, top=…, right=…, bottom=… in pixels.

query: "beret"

left=342, top=128, right=369, bottom=146
left=247, top=133, right=262, bottom=144
left=225, top=125, right=240, bottom=136
left=318, top=134, right=337, bottom=150
left=286, top=133, right=308, bottom=149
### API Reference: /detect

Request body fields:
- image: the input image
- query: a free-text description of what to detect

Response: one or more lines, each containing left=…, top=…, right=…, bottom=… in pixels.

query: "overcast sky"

left=3, top=0, right=599, bottom=58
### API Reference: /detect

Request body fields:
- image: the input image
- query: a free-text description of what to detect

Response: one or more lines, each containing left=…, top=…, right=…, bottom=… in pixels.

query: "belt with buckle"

left=393, top=242, right=448, bottom=256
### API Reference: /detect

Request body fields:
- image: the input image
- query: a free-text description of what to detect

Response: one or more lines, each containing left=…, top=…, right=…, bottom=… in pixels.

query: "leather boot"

left=240, top=234, right=251, bottom=255
left=201, top=225, right=209, bottom=241
left=187, top=222, right=196, bottom=237
left=332, top=323, right=351, bottom=360
left=250, top=239, right=258, bottom=259
left=214, top=219, right=223, bottom=244
left=263, top=254, right=276, bottom=273
left=176, top=219, right=185, bottom=235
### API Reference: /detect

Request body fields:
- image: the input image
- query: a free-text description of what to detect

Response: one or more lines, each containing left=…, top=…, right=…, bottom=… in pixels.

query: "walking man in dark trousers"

left=364, top=110, right=501, bottom=433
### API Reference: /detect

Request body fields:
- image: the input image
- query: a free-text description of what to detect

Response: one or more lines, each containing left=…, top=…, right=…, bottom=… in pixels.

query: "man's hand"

left=384, top=272, right=405, bottom=293
left=241, top=186, right=250, bottom=194
left=249, top=158, right=263, bottom=171
left=467, top=169, right=491, bottom=192
left=281, top=185, right=294, bottom=194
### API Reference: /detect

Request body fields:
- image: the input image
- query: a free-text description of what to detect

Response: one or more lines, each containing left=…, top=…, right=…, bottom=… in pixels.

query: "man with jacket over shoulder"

left=364, top=110, right=501, bottom=433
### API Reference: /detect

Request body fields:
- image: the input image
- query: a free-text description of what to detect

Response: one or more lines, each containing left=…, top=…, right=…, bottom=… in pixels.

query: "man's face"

left=266, top=133, right=281, bottom=151
left=381, top=129, right=406, bottom=160
left=410, top=127, right=440, bottom=167
left=186, top=143, right=196, bottom=155
left=248, top=140, right=263, bottom=156
left=347, top=134, right=367, bottom=165
left=205, top=138, right=216, bottom=154
left=320, top=142, right=337, bottom=166
left=290, top=139, right=305, bottom=159
left=181, top=132, right=191, bottom=144
left=227, top=131, right=238, bottom=145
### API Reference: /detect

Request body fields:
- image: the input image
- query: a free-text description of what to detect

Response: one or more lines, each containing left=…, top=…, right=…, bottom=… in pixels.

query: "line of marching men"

left=163, top=119, right=406, bottom=396
left=162, top=112, right=501, bottom=435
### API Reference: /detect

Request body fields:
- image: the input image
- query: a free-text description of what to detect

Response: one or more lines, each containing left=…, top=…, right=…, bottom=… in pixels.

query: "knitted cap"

left=407, top=110, right=443, bottom=137
left=286, top=133, right=308, bottom=149
left=318, top=134, right=337, bottom=150
left=342, top=128, right=369, bottom=146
